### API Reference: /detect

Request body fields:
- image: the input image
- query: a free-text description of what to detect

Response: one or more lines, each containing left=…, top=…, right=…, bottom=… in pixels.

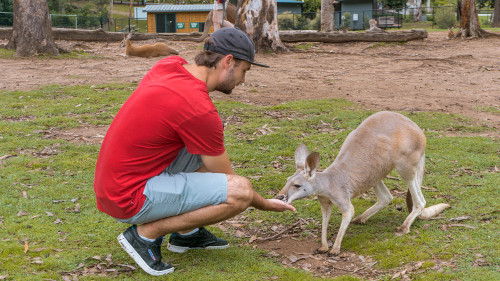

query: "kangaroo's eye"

left=293, top=184, right=301, bottom=188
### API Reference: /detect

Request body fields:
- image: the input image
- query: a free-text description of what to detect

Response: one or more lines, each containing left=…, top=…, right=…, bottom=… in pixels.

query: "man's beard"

left=215, top=68, right=237, bottom=95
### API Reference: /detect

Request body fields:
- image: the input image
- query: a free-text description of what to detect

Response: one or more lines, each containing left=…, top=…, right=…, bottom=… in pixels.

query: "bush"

left=342, top=12, right=352, bottom=30
left=310, top=13, right=321, bottom=30
left=434, top=6, right=457, bottom=29
left=278, top=14, right=295, bottom=30
left=296, top=14, right=311, bottom=30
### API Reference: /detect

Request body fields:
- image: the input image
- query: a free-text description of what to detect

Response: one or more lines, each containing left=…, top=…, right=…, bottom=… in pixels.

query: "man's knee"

left=226, top=174, right=253, bottom=208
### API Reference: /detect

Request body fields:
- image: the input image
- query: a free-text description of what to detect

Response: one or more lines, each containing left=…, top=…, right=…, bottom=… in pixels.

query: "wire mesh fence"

left=0, top=7, right=495, bottom=32
left=0, top=12, right=147, bottom=32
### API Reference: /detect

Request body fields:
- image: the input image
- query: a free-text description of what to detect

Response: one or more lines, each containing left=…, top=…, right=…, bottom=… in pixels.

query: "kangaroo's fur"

left=121, top=33, right=179, bottom=58
left=277, top=111, right=450, bottom=256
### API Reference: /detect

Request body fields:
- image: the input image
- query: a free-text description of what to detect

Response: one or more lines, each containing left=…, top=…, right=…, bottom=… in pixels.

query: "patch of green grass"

left=475, top=106, right=500, bottom=114
left=0, top=49, right=102, bottom=60
left=295, top=43, right=315, bottom=50
left=368, top=41, right=408, bottom=48
left=0, top=48, right=15, bottom=58
left=0, top=85, right=498, bottom=280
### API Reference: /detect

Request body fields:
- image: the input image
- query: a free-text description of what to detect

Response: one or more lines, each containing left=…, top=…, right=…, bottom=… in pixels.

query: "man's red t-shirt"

left=94, top=56, right=225, bottom=219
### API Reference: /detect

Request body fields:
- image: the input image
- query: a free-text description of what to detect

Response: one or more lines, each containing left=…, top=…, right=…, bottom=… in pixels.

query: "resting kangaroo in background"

left=120, top=33, right=179, bottom=58
left=277, top=111, right=450, bottom=256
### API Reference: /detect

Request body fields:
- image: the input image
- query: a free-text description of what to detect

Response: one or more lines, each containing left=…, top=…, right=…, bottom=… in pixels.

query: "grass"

left=0, top=84, right=498, bottom=280
left=0, top=48, right=101, bottom=59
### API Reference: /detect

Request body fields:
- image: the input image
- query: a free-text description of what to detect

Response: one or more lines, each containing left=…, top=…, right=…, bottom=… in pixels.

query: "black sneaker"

left=117, top=225, right=174, bottom=276
left=167, top=227, right=229, bottom=253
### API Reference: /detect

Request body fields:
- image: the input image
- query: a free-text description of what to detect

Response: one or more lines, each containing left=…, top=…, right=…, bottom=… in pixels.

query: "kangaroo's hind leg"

left=352, top=180, right=393, bottom=224
left=396, top=154, right=426, bottom=235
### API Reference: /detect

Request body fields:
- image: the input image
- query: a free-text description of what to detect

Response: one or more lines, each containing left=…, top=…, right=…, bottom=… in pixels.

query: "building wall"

left=147, top=13, right=156, bottom=33
left=175, top=12, right=211, bottom=33
left=336, top=0, right=374, bottom=30
left=147, top=11, right=212, bottom=33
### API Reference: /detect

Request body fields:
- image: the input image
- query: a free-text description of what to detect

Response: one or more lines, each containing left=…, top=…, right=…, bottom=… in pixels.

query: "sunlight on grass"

left=0, top=84, right=498, bottom=280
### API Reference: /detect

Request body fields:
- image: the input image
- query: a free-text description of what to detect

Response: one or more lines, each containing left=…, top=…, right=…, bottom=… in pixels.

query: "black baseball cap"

left=203, top=27, right=270, bottom=68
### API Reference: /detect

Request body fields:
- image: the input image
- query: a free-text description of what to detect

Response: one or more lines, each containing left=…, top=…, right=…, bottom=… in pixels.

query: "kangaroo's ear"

left=305, top=152, right=320, bottom=179
left=294, top=144, right=309, bottom=170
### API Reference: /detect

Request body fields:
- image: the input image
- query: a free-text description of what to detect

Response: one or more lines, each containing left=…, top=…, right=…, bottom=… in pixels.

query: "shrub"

left=310, top=13, right=321, bottom=30
left=278, top=14, right=295, bottom=30
left=342, top=12, right=352, bottom=30
left=434, top=6, right=457, bottom=29
left=296, top=14, right=311, bottom=30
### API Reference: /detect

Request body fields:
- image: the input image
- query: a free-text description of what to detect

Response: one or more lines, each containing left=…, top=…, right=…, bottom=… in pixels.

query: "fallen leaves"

left=0, top=154, right=16, bottom=165
left=17, top=210, right=29, bottom=217
left=441, top=223, right=477, bottom=231
left=61, top=254, right=137, bottom=279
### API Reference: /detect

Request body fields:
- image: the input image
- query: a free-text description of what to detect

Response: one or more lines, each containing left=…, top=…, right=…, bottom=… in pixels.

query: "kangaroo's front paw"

left=327, top=248, right=340, bottom=257
left=395, top=226, right=410, bottom=236
left=315, top=246, right=328, bottom=254
left=351, top=217, right=366, bottom=225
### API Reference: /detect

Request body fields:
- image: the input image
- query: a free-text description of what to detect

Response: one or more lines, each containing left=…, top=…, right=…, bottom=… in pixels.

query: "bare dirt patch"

left=215, top=215, right=455, bottom=280
left=1, top=31, right=496, bottom=279
left=1, top=31, right=499, bottom=136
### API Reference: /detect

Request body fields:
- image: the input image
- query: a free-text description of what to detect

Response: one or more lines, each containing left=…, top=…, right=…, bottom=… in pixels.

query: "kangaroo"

left=447, top=27, right=455, bottom=39
left=120, top=33, right=179, bottom=58
left=277, top=111, right=450, bottom=256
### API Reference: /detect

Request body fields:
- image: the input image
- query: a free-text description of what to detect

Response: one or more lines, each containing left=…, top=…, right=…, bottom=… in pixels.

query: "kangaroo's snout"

left=275, top=194, right=287, bottom=202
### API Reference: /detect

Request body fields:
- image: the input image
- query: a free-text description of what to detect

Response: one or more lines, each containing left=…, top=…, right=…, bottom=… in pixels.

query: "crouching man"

left=93, top=28, right=295, bottom=276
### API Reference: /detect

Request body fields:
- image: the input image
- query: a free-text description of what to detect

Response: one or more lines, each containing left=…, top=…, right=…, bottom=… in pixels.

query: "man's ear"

left=222, top=54, right=234, bottom=69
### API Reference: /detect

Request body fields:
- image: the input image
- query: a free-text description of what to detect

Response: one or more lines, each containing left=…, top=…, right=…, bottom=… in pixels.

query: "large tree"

left=493, top=0, right=500, bottom=27
left=320, top=0, right=334, bottom=32
left=453, top=0, right=500, bottom=38
left=235, top=0, right=287, bottom=53
left=7, top=0, right=59, bottom=56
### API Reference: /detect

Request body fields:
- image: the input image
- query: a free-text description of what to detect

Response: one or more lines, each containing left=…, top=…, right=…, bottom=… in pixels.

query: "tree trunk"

left=457, top=0, right=486, bottom=38
left=279, top=29, right=428, bottom=43
left=109, top=0, right=114, bottom=25
left=129, top=0, right=133, bottom=18
left=413, top=0, right=423, bottom=22
left=321, top=0, right=334, bottom=32
left=6, top=0, right=59, bottom=56
left=493, top=0, right=500, bottom=27
left=235, top=0, right=287, bottom=53
left=190, top=3, right=237, bottom=42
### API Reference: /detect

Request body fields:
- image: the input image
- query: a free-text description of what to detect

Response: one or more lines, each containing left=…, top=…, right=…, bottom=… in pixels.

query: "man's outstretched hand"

left=264, top=198, right=296, bottom=212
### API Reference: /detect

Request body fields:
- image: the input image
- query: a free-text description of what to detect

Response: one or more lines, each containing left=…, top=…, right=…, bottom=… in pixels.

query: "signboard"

left=352, top=14, right=358, bottom=21
left=177, top=23, right=185, bottom=29
left=190, top=22, right=199, bottom=28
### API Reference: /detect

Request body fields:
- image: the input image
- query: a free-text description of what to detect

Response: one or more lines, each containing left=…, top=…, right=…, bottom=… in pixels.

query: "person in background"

left=213, top=0, right=234, bottom=30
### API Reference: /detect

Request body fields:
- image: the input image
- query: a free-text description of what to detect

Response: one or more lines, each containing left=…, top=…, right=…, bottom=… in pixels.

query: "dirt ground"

left=1, top=31, right=499, bottom=136
left=1, top=31, right=498, bottom=279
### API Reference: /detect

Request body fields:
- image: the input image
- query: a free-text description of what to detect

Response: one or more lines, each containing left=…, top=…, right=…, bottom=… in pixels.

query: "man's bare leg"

left=137, top=174, right=252, bottom=239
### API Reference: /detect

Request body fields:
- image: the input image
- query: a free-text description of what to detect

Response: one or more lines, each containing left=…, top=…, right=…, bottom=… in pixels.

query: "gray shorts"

left=117, top=148, right=228, bottom=225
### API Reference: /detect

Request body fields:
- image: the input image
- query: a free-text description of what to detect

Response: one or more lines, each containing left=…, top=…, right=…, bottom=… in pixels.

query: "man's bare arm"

left=201, top=152, right=295, bottom=212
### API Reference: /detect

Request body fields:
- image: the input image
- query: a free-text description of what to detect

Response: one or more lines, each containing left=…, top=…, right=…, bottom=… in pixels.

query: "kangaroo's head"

left=120, top=33, right=133, bottom=48
left=276, top=144, right=320, bottom=204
